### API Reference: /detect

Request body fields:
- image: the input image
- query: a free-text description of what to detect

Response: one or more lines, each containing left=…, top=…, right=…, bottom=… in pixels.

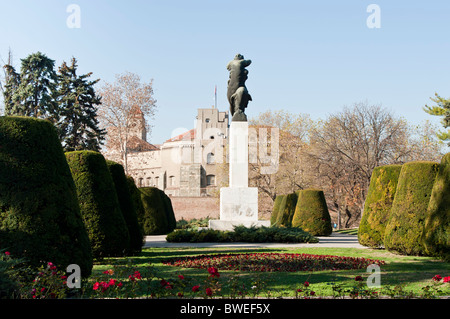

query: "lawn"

left=88, top=246, right=450, bottom=299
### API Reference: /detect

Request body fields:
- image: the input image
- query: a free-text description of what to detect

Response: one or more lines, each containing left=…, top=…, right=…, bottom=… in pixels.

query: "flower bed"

left=163, top=253, right=386, bottom=272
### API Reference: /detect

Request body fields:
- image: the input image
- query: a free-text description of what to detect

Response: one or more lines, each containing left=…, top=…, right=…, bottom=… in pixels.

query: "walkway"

left=143, top=232, right=366, bottom=249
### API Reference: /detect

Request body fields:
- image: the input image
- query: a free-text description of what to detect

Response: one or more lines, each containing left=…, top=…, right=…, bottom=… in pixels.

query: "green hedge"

left=423, top=153, right=450, bottom=261
left=270, top=195, right=285, bottom=226
left=384, top=161, right=439, bottom=256
left=291, top=189, right=332, bottom=236
left=274, top=192, right=298, bottom=227
left=0, top=117, right=92, bottom=277
left=65, top=151, right=130, bottom=258
left=126, top=176, right=145, bottom=234
left=358, top=165, right=402, bottom=248
left=106, top=161, right=143, bottom=255
left=139, top=187, right=176, bottom=235
left=166, top=226, right=318, bottom=243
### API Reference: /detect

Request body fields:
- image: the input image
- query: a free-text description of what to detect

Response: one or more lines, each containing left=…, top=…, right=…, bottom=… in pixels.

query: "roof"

left=127, top=136, right=160, bottom=152
left=165, top=128, right=196, bottom=143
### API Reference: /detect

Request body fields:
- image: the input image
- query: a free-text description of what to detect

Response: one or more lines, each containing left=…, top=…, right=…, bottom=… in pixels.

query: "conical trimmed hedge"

left=270, top=195, right=285, bottom=226
left=384, top=161, right=439, bottom=256
left=106, top=161, right=143, bottom=255
left=139, top=187, right=176, bottom=235
left=358, top=164, right=402, bottom=248
left=274, top=192, right=298, bottom=227
left=292, top=189, right=332, bottom=236
left=423, top=153, right=450, bottom=261
left=0, top=116, right=92, bottom=277
left=126, top=176, right=145, bottom=233
left=65, top=151, right=130, bottom=258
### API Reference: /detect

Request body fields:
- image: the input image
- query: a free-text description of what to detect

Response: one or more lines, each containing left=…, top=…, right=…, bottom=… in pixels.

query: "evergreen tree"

left=423, top=93, right=450, bottom=146
left=3, top=52, right=58, bottom=119
left=56, top=58, right=105, bottom=151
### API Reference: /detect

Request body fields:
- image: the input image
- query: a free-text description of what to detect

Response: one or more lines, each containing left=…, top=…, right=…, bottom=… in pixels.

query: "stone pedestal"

left=209, top=121, right=270, bottom=231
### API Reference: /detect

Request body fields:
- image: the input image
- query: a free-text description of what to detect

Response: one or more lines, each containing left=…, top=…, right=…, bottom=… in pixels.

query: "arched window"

left=206, top=175, right=215, bottom=186
left=138, top=178, right=144, bottom=187
left=169, top=175, right=175, bottom=187
left=206, top=152, right=215, bottom=164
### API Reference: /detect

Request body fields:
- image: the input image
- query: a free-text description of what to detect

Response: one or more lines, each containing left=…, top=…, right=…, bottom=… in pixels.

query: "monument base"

left=208, top=186, right=270, bottom=231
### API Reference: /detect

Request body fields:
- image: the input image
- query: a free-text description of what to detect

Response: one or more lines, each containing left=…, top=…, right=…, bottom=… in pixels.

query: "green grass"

left=89, top=246, right=450, bottom=298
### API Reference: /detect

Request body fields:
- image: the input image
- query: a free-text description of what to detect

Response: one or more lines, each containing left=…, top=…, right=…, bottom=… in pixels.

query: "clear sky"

left=1, top=0, right=449, bottom=144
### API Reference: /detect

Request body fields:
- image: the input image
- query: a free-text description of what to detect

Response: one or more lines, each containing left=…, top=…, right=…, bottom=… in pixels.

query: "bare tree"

left=98, top=72, right=157, bottom=173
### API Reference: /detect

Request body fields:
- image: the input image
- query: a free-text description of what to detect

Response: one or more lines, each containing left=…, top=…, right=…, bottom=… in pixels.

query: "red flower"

left=4, top=251, right=10, bottom=256
left=93, top=282, right=100, bottom=290
left=433, top=275, right=442, bottom=282
left=310, top=291, right=315, bottom=296
left=443, top=276, right=450, bottom=283
left=178, top=274, right=185, bottom=280
left=303, top=281, right=309, bottom=287
left=133, top=271, right=142, bottom=280
left=355, top=276, right=363, bottom=281
left=192, top=285, right=200, bottom=292
left=206, top=287, right=213, bottom=296
left=208, top=267, right=220, bottom=278
left=160, top=279, right=168, bottom=287
left=129, top=275, right=136, bottom=282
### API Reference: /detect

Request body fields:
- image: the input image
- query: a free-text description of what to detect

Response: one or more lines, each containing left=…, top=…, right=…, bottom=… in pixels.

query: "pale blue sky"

left=1, top=0, right=449, bottom=143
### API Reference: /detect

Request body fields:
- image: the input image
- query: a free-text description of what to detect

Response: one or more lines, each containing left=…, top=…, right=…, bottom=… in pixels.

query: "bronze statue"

left=227, top=54, right=252, bottom=121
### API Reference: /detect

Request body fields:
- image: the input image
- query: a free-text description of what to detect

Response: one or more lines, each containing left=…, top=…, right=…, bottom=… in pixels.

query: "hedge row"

left=0, top=117, right=177, bottom=278
left=0, top=117, right=93, bottom=277
left=166, top=226, right=319, bottom=243
left=358, top=158, right=449, bottom=261
left=271, top=189, right=332, bottom=236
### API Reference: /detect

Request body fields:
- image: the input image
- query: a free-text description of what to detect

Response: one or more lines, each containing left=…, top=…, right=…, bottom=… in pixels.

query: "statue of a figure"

left=227, top=54, right=252, bottom=122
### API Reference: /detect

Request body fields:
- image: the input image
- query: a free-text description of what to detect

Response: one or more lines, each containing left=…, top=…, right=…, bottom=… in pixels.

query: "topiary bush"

left=358, top=164, right=402, bottom=248
left=0, top=116, right=92, bottom=277
left=274, top=192, right=298, bottom=227
left=384, top=161, right=439, bottom=256
left=126, top=176, right=145, bottom=234
left=65, top=151, right=130, bottom=258
left=423, top=153, right=450, bottom=261
left=270, top=195, right=284, bottom=226
left=161, top=192, right=177, bottom=232
left=106, top=161, right=143, bottom=255
left=139, top=187, right=175, bottom=235
left=291, top=189, right=332, bottom=236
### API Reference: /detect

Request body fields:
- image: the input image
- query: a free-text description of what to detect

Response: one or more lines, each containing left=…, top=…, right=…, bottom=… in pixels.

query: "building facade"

left=105, top=107, right=229, bottom=197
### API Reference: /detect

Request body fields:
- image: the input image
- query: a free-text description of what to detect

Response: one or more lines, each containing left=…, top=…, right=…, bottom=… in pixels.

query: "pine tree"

left=3, top=52, right=58, bottom=119
left=423, top=93, right=450, bottom=145
left=56, top=58, right=105, bottom=151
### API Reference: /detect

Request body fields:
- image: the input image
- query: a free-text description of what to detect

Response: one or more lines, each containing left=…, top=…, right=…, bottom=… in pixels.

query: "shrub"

left=106, top=161, right=143, bottom=255
left=161, top=192, right=177, bottom=232
left=139, top=187, right=175, bottom=235
left=423, top=153, right=450, bottom=261
left=125, top=176, right=145, bottom=230
left=270, top=195, right=285, bottom=226
left=274, top=192, right=298, bottom=227
left=65, top=151, right=130, bottom=258
left=384, top=161, right=439, bottom=256
left=0, top=116, right=92, bottom=277
left=358, top=165, right=402, bottom=248
left=166, top=226, right=318, bottom=243
left=291, top=189, right=332, bottom=236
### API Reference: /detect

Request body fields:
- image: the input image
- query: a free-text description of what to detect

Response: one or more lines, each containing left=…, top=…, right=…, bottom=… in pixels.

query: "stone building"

left=105, top=107, right=229, bottom=198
